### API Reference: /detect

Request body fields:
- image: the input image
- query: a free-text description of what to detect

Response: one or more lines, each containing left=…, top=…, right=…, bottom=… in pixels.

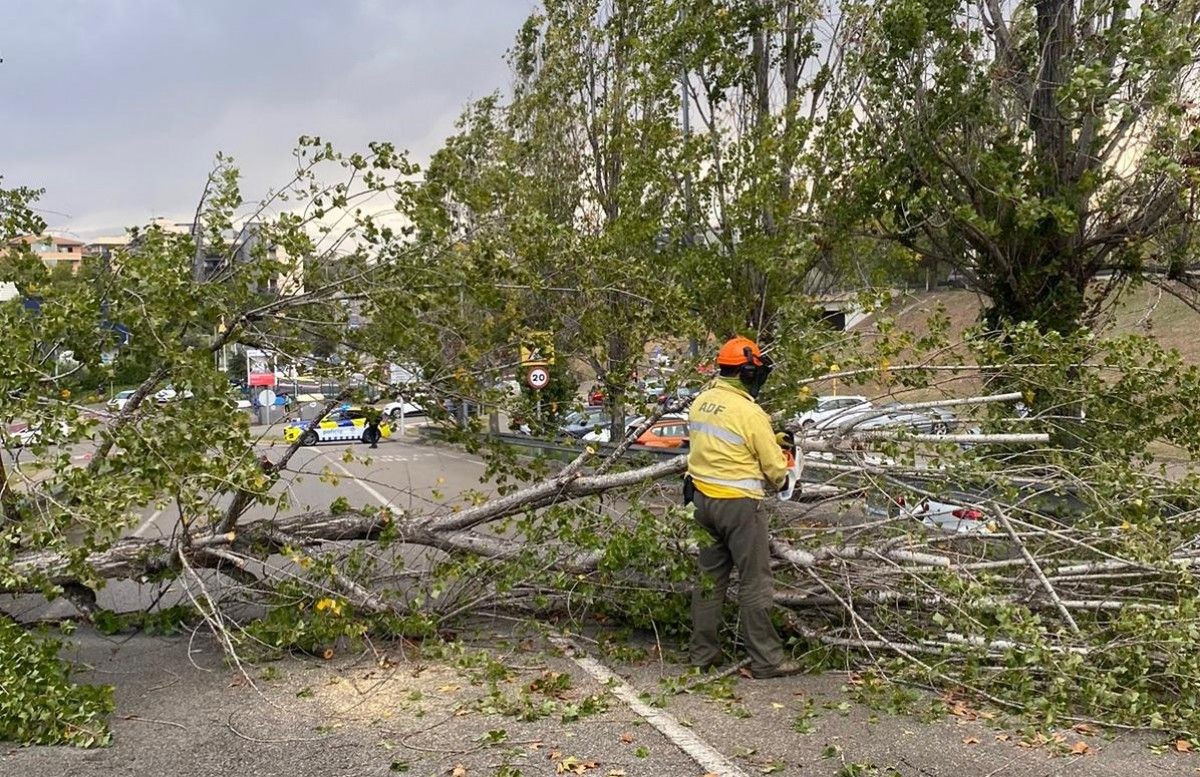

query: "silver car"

left=793, top=395, right=872, bottom=432
left=822, top=403, right=955, bottom=436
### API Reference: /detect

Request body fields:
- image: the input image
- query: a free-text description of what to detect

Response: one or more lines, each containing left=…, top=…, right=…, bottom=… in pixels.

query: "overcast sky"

left=0, top=0, right=536, bottom=238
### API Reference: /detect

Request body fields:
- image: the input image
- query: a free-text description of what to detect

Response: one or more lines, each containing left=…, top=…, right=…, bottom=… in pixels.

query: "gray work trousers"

left=688, top=490, right=784, bottom=674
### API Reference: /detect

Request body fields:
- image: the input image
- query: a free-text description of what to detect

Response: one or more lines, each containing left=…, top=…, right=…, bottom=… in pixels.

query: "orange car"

left=635, top=419, right=689, bottom=449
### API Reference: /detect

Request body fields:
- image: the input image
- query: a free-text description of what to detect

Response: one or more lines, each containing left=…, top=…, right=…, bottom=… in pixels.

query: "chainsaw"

left=776, top=430, right=802, bottom=502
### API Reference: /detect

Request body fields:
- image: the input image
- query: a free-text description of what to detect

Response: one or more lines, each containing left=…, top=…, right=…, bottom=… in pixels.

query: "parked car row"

left=108, top=386, right=233, bottom=410
left=792, top=395, right=955, bottom=436
left=793, top=396, right=1003, bottom=537
left=105, top=384, right=423, bottom=420
left=580, top=412, right=689, bottom=448
left=586, top=374, right=704, bottom=408
left=106, top=386, right=195, bottom=410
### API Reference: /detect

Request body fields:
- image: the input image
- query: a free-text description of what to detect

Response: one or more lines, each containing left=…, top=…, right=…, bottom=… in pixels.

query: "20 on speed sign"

left=526, top=366, right=550, bottom=390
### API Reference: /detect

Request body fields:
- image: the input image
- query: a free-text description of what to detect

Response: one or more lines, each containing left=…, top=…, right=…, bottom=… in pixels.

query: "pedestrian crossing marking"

left=360, top=452, right=439, bottom=463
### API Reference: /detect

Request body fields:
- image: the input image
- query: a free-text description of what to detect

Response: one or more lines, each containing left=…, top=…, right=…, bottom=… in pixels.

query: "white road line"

left=321, top=453, right=395, bottom=508
left=132, top=508, right=166, bottom=538
left=549, top=634, right=751, bottom=777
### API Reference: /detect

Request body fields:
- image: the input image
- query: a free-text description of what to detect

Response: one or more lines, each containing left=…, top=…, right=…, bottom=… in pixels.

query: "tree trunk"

left=983, top=0, right=1084, bottom=335
left=1031, top=0, right=1074, bottom=187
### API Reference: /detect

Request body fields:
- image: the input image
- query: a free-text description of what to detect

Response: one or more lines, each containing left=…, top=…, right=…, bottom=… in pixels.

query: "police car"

left=284, top=406, right=390, bottom=446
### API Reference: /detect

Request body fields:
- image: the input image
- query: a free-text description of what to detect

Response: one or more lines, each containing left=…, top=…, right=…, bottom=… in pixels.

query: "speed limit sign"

left=526, top=366, right=550, bottom=390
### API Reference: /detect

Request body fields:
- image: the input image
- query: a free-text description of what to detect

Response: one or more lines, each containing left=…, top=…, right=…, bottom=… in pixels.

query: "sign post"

left=526, top=365, right=549, bottom=423
left=519, top=332, right=553, bottom=433
left=256, top=388, right=277, bottom=426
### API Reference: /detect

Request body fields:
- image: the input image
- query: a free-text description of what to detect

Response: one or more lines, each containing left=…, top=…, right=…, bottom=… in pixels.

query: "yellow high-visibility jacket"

left=687, top=379, right=788, bottom=500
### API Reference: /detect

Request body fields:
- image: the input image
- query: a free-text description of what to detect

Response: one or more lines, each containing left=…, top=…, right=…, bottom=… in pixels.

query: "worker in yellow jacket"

left=686, top=336, right=800, bottom=678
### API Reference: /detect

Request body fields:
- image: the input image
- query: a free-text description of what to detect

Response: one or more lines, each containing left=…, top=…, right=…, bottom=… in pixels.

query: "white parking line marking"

left=549, top=635, right=751, bottom=777
left=132, top=508, right=166, bottom=538
left=321, top=453, right=396, bottom=508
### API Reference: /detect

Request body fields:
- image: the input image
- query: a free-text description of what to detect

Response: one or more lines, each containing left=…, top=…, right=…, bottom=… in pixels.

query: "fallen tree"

left=9, top=399, right=1200, bottom=733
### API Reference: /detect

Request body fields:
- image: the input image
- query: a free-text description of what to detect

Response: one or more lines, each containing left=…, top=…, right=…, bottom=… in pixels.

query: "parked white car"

left=382, top=398, right=425, bottom=421
left=8, top=421, right=73, bottom=448
left=107, top=389, right=136, bottom=411
left=154, top=386, right=194, bottom=403
left=793, top=395, right=872, bottom=431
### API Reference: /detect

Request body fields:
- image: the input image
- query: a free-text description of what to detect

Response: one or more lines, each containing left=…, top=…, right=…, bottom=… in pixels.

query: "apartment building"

left=7, top=234, right=86, bottom=273
left=83, top=234, right=132, bottom=261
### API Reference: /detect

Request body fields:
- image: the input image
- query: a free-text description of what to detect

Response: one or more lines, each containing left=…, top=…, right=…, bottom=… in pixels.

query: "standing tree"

left=672, top=0, right=872, bottom=338
left=834, top=0, right=1200, bottom=335
left=393, top=0, right=705, bottom=441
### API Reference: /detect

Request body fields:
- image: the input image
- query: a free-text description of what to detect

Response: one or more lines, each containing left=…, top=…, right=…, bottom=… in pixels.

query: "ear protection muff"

left=737, top=346, right=758, bottom=383
left=738, top=346, right=773, bottom=397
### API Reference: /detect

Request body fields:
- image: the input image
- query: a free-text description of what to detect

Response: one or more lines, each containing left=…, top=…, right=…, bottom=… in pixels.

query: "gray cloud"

left=0, top=0, right=536, bottom=236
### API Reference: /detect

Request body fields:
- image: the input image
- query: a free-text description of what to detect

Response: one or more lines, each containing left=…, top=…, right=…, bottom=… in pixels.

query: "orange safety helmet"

left=715, top=336, right=774, bottom=397
left=716, top=336, right=765, bottom=367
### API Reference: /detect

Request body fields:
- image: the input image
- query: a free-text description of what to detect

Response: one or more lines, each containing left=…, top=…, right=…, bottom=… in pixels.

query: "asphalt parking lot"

left=0, top=618, right=1182, bottom=777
